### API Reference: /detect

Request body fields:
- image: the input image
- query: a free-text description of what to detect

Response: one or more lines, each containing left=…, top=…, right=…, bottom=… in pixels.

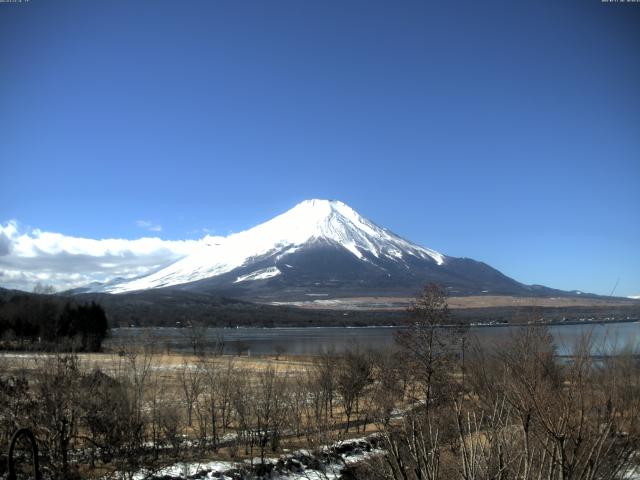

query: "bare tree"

left=32, top=354, right=81, bottom=478
left=80, top=369, right=147, bottom=477
left=252, top=366, right=290, bottom=467
left=113, top=344, right=155, bottom=428
left=232, top=340, right=250, bottom=356
left=196, top=356, right=236, bottom=450
left=378, top=283, right=463, bottom=480
left=230, top=368, right=252, bottom=458
left=299, top=362, right=340, bottom=449
left=179, top=359, right=203, bottom=427
left=314, top=347, right=339, bottom=422
left=370, top=348, right=405, bottom=427
left=0, top=374, right=32, bottom=451
left=210, top=331, right=225, bottom=356
left=396, top=283, right=462, bottom=406
left=337, top=346, right=372, bottom=433
left=274, top=344, right=287, bottom=360
left=463, top=327, right=640, bottom=480
left=182, top=320, right=207, bottom=355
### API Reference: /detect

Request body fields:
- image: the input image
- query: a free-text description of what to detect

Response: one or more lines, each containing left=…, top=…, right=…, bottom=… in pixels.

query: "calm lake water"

left=107, top=321, right=640, bottom=356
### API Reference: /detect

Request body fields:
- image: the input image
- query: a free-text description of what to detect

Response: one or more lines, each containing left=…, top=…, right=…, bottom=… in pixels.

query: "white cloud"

left=0, top=220, right=216, bottom=292
left=136, top=220, right=162, bottom=232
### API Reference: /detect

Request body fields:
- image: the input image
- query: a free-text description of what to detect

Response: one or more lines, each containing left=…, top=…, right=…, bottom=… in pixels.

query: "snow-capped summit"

left=96, top=199, right=553, bottom=299
left=104, top=199, right=445, bottom=294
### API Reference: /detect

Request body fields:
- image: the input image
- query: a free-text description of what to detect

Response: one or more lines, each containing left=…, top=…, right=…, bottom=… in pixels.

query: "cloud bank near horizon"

left=0, top=220, right=216, bottom=292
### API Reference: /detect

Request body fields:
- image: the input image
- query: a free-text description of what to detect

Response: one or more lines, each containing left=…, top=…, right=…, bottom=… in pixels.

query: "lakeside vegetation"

left=1, top=287, right=638, bottom=334
left=0, top=284, right=638, bottom=479
left=0, top=292, right=108, bottom=352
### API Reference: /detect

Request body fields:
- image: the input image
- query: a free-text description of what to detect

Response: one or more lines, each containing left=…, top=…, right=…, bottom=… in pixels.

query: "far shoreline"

left=110, top=316, right=639, bottom=331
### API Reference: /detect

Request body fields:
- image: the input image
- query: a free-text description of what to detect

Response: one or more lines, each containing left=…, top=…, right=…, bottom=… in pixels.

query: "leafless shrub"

left=336, top=346, right=372, bottom=433
left=31, top=354, right=82, bottom=479
left=178, top=359, right=203, bottom=428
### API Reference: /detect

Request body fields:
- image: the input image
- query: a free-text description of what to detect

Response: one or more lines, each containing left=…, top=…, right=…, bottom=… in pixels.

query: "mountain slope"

left=103, top=200, right=444, bottom=293
left=95, top=199, right=574, bottom=300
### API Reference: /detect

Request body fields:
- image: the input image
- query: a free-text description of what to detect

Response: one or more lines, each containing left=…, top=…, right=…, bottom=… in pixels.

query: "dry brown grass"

left=0, top=351, right=312, bottom=372
left=266, top=294, right=639, bottom=310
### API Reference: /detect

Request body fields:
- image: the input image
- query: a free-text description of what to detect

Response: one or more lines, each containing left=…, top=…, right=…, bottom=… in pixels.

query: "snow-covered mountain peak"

left=265, top=199, right=381, bottom=242
left=288, top=198, right=362, bottom=220
left=268, top=199, right=366, bottom=232
left=102, top=200, right=445, bottom=293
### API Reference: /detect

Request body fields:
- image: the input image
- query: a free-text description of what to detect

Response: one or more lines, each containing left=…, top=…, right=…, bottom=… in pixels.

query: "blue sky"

left=1, top=0, right=639, bottom=296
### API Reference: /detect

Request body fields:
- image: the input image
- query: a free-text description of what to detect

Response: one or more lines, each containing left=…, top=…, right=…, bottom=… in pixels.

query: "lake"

left=106, top=321, right=640, bottom=356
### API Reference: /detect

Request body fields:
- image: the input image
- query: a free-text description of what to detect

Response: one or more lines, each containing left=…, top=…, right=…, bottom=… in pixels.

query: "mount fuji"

left=93, top=199, right=571, bottom=300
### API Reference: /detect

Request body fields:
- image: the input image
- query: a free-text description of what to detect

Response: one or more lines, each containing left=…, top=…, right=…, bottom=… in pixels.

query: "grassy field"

left=0, top=350, right=315, bottom=380
left=269, top=294, right=640, bottom=310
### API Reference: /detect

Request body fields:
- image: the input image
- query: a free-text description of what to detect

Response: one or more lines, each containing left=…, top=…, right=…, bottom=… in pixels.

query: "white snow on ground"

left=122, top=435, right=639, bottom=480
left=273, top=462, right=345, bottom=480
left=629, top=295, right=640, bottom=300
left=132, top=460, right=237, bottom=480
left=103, top=199, right=446, bottom=293
left=624, top=466, right=640, bottom=479
left=234, top=266, right=281, bottom=283
left=124, top=436, right=384, bottom=480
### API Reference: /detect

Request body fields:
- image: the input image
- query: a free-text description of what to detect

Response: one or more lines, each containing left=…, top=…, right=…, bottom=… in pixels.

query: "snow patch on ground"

left=624, top=466, right=640, bottom=479
left=132, top=460, right=236, bottom=480
left=124, top=435, right=383, bottom=480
